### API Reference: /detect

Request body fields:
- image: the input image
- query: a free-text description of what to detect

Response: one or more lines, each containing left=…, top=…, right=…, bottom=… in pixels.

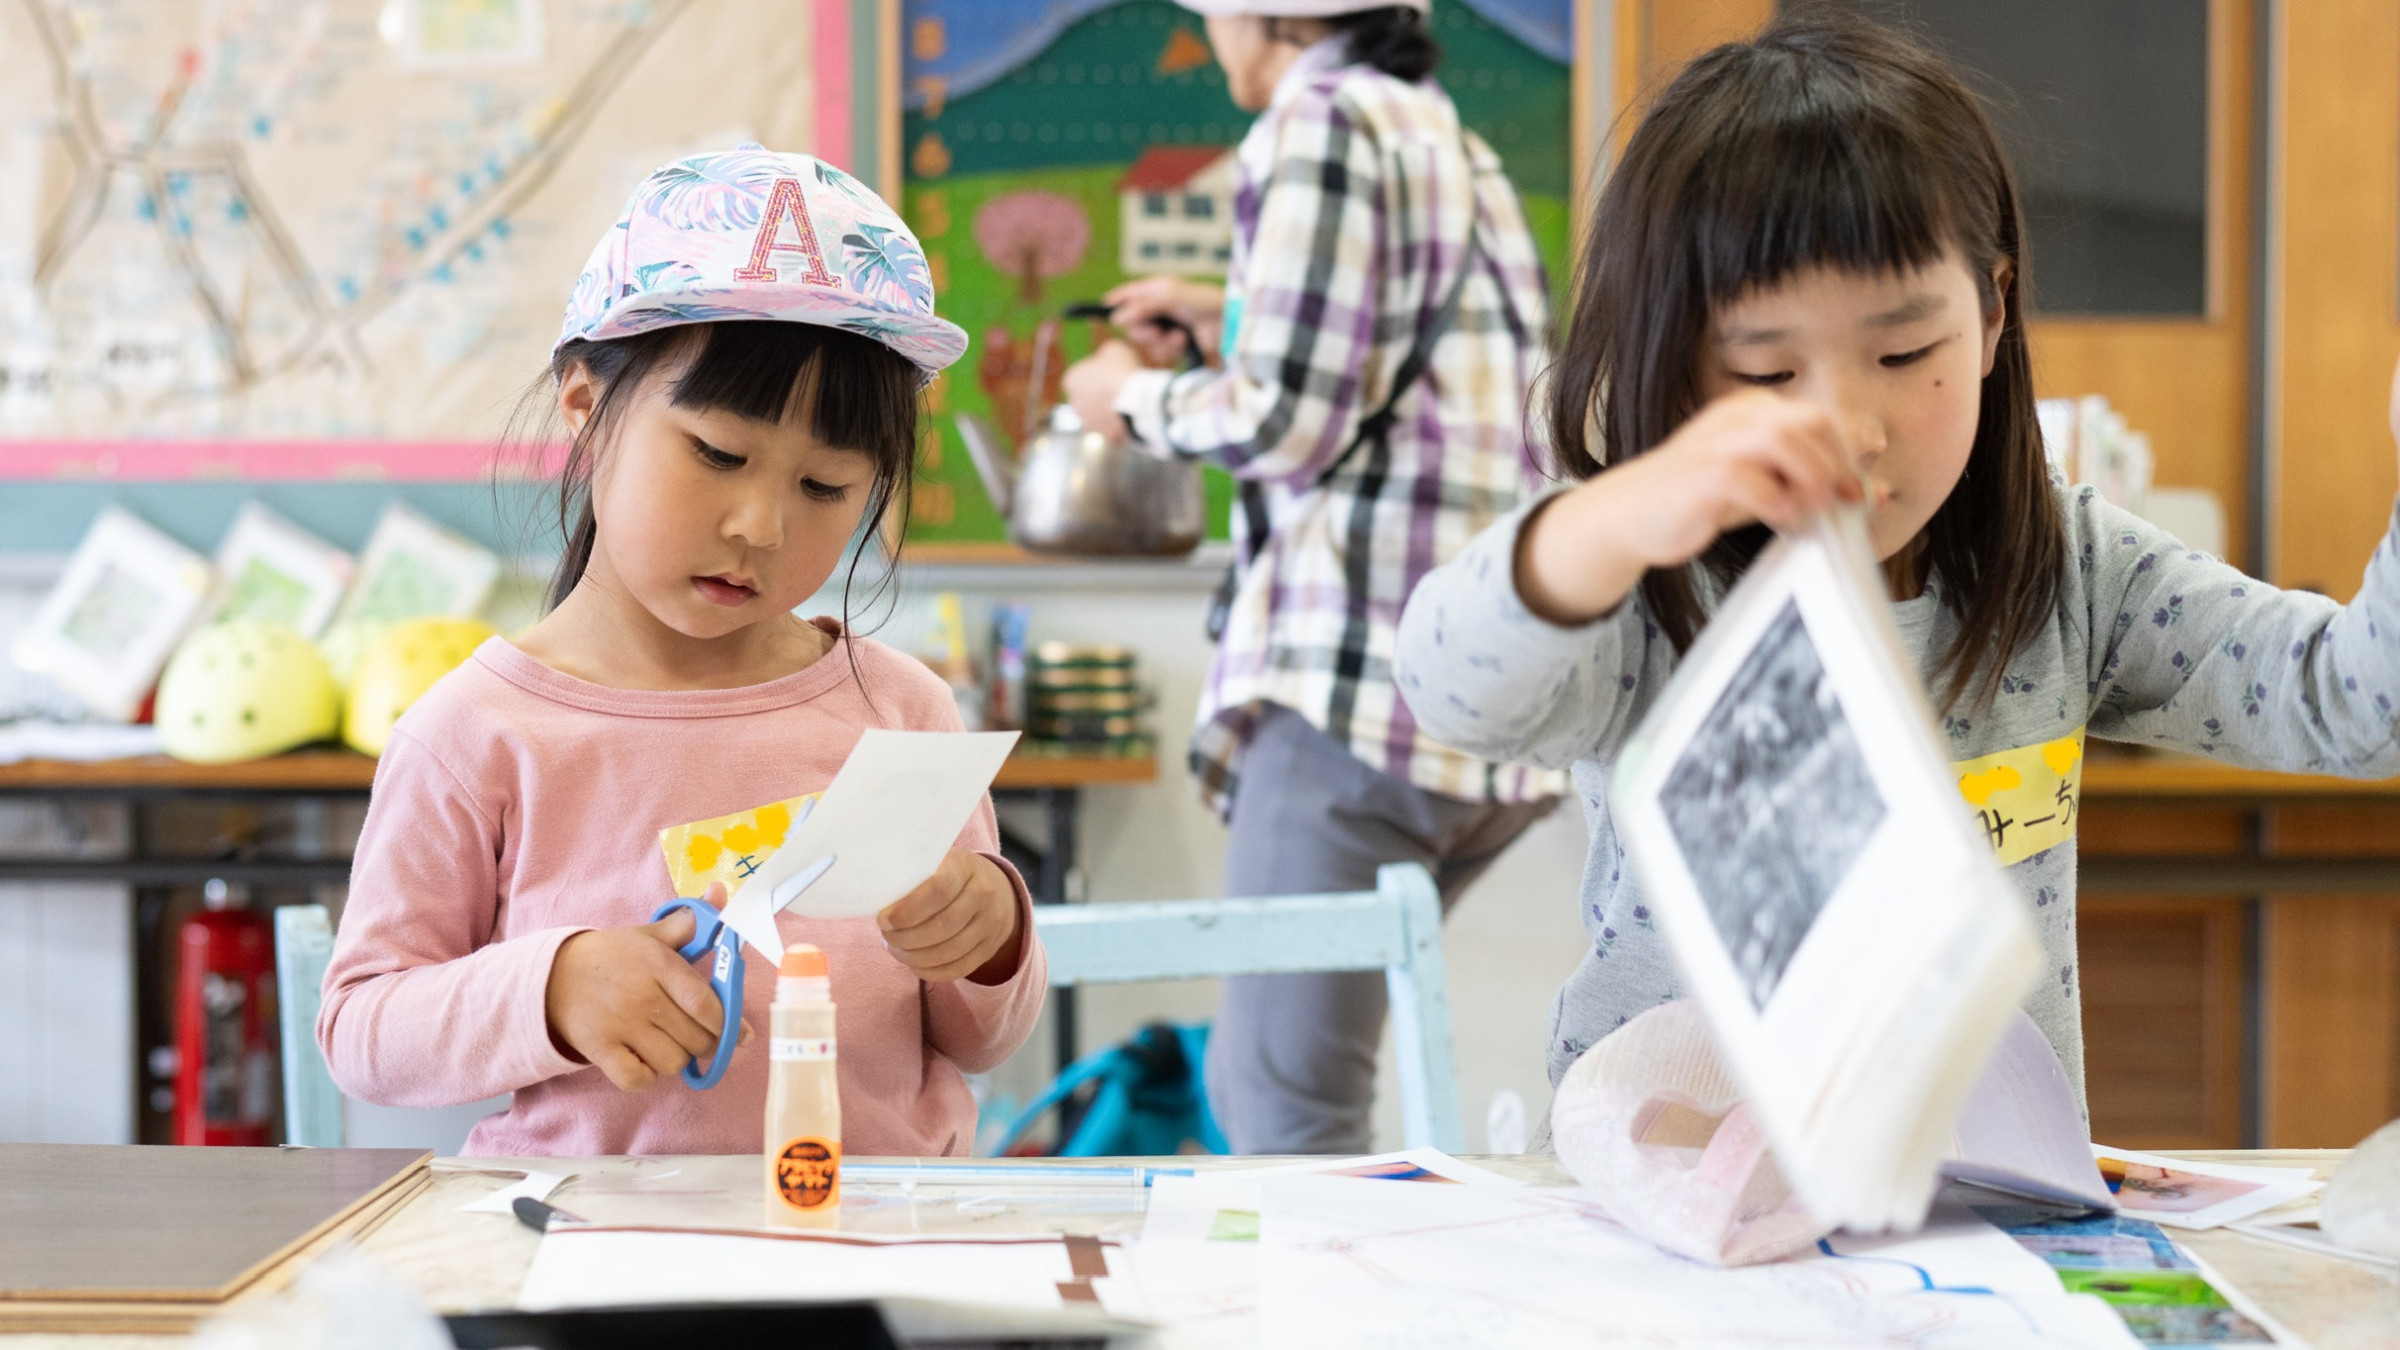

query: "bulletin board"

left=897, top=0, right=1583, bottom=553
left=0, top=0, right=897, bottom=554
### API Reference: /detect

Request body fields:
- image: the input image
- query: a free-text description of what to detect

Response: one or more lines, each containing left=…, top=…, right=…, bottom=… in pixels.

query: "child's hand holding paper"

left=876, top=850, right=1025, bottom=983
left=704, top=729, right=1021, bottom=965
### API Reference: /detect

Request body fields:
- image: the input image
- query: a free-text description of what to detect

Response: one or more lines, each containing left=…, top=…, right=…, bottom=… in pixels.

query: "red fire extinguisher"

left=174, top=880, right=277, bottom=1146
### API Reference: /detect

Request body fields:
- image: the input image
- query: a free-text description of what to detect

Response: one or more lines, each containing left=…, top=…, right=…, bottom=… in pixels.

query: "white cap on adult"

left=1174, top=0, right=1428, bottom=14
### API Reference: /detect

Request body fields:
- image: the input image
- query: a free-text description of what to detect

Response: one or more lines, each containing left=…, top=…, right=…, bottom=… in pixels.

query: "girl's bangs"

left=666, top=321, right=917, bottom=463
left=1691, top=88, right=1965, bottom=306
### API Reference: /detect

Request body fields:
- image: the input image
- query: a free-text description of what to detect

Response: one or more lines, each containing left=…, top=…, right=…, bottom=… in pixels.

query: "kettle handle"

left=1063, top=301, right=1206, bottom=372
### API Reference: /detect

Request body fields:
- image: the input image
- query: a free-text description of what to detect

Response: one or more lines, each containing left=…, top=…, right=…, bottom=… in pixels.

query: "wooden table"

left=4, top=1151, right=2383, bottom=1349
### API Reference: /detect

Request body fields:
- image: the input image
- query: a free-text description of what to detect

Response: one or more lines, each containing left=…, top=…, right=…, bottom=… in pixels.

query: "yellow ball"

left=343, top=618, right=498, bottom=757
left=157, top=621, right=342, bottom=764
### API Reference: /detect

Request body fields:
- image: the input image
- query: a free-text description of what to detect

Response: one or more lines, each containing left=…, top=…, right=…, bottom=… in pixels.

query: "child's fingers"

left=593, top=1044, right=658, bottom=1093
left=1740, top=431, right=1845, bottom=519
left=877, top=855, right=969, bottom=932
left=643, top=907, right=698, bottom=951
left=881, top=889, right=979, bottom=953
left=1745, top=412, right=1846, bottom=502
left=651, top=953, right=729, bottom=1044
left=623, top=1023, right=698, bottom=1085
left=1714, top=460, right=1805, bottom=532
left=889, top=917, right=993, bottom=974
left=652, top=1001, right=723, bottom=1061
left=1719, top=396, right=1854, bottom=505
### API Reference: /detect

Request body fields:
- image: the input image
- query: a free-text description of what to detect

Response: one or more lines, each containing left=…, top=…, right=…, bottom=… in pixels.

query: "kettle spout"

left=954, top=413, right=1015, bottom=517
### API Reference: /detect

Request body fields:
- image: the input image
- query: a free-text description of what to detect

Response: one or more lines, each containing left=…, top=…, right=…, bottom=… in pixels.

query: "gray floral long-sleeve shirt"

left=1395, top=480, right=2400, bottom=1094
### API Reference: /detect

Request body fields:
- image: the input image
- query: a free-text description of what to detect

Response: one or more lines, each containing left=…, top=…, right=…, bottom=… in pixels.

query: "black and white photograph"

left=1659, top=600, right=1887, bottom=1010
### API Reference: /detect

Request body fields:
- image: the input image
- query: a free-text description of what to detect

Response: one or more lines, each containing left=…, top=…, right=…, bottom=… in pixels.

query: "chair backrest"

left=274, top=904, right=343, bottom=1148
left=1031, top=862, right=1463, bottom=1152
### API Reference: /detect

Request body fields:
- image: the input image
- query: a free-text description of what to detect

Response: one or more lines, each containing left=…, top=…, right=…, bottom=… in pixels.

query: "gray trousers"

left=1205, top=704, right=1554, bottom=1154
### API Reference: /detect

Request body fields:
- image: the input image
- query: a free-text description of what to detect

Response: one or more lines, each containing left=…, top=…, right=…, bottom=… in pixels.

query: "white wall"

left=0, top=880, right=134, bottom=1144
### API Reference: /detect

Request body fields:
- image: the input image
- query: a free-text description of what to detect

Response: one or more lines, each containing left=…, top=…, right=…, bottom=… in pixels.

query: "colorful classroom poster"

left=898, top=0, right=1574, bottom=546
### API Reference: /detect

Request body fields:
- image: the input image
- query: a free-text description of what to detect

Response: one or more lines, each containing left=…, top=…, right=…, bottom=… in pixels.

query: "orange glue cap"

left=780, top=945, right=828, bottom=978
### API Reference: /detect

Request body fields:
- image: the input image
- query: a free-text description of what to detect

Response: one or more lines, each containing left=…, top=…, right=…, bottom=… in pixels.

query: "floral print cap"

left=556, top=144, right=966, bottom=374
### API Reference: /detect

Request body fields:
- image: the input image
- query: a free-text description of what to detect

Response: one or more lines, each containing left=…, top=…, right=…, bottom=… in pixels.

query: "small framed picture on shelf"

left=199, top=502, right=354, bottom=637
left=10, top=506, right=215, bottom=722
left=329, top=502, right=501, bottom=629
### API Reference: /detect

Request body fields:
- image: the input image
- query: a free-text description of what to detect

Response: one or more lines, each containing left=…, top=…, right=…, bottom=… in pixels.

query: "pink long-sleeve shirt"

left=318, top=633, right=1047, bottom=1157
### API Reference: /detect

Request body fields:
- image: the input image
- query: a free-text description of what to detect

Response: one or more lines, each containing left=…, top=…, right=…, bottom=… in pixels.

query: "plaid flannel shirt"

left=1114, top=39, right=1567, bottom=818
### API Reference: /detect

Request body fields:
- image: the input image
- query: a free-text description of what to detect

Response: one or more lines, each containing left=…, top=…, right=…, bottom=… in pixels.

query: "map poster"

left=1, top=0, right=880, bottom=470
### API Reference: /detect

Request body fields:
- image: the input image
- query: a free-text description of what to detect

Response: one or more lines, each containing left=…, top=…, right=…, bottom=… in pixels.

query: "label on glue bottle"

left=770, top=1037, right=835, bottom=1061
left=773, top=1136, right=842, bottom=1211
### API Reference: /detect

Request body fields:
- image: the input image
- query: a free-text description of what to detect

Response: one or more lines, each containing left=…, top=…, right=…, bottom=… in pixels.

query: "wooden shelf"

left=0, top=747, right=1156, bottom=793
left=0, top=750, right=377, bottom=793
left=2082, top=749, right=2400, bottom=801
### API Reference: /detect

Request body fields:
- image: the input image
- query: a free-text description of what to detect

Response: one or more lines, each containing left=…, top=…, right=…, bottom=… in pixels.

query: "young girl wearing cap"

left=318, top=148, right=1046, bottom=1157
left=1396, top=18, right=2400, bottom=1101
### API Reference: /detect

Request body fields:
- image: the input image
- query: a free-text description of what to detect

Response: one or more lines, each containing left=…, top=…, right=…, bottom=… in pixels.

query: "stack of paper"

left=1611, top=509, right=2042, bottom=1233
left=1127, top=1151, right=2138, bottom=1349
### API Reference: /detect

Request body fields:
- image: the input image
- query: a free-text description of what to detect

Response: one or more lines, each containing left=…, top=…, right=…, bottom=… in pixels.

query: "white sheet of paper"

left=718, top=729, right=1019, bottom=961
left=1940, top=1010, right=2116, bottom=1211
left=1819, top=1193, right=2070, bottom=1298
left=516, top=1226, right=1138, bottom=1320
left=459, top=1170, right=569, bottom=1214
left=1229, top=1147, right=1524, bottom=1188
left=1121, top=1151, right=1524, bottom=1345
left=1255, top=1176, right=2140, bottom=1350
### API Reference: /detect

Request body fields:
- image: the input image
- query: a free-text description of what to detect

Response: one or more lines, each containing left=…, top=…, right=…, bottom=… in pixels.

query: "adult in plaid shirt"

left=1063, top=0, right=1563, bottom=1153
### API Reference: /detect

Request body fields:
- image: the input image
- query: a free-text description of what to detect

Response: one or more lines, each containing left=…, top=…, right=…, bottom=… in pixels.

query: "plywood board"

left=0, top=1163, right=429, bottom=1333
left=0, top=1144, right=429, bottom=1307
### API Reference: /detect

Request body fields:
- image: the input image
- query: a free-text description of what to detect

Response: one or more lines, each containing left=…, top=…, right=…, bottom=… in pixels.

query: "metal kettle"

left=956, top=404, right=1204, bottom=558
left=956, top=302, right=1206, bottom=558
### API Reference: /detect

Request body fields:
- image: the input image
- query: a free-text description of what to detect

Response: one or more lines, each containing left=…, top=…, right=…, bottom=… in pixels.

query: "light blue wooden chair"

left=1031, top=861, right=1464, bottom=1153
left=274, top=904, right=344, bottom=1147
left=274, top=860, right=1466, bottom=1153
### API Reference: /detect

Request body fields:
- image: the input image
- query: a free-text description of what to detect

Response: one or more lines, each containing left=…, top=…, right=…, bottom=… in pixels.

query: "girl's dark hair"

left=535, top=320, right=919, bottom=616
left=1549, top=15, right=2061, bottom=712
left=1285, top=6, right=1440, bottom=82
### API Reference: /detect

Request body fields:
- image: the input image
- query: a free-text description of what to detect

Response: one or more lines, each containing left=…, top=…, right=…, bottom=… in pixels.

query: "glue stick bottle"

left=766, top=944, right=840, bottom=1228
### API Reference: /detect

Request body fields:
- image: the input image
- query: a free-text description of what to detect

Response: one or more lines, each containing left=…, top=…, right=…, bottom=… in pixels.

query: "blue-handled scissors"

left=650, top=848, right=837, bottom=1090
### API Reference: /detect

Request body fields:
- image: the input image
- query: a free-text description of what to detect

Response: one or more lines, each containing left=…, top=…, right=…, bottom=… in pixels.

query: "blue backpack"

left=995, top=1022, right=1227, bottom=1157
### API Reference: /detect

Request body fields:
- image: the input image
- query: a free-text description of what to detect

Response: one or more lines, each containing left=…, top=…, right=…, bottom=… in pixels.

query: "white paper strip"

left=459, top=1170, right=569, bottom=1215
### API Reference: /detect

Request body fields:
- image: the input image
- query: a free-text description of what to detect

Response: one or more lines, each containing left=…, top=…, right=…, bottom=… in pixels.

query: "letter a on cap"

left=734, top=178, right=838, bottom=286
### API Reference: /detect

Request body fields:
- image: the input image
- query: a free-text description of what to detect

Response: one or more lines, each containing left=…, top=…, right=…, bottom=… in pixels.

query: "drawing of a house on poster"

left=1117, top=146, right=1236, bottom=274
left=900, top=0, right=1574, bottom=545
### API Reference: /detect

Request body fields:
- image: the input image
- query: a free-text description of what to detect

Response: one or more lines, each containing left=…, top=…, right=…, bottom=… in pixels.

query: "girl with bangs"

left=1397, top=17, right=2400, bottom=1096
left=318, top=148, right=1046, bottom=1157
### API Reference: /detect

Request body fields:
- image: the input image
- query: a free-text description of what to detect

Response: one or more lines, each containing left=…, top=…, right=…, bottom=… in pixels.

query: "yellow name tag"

left=1951, top=729, right=2085, bottom=867
left=659, top=793, right=822, bottom=900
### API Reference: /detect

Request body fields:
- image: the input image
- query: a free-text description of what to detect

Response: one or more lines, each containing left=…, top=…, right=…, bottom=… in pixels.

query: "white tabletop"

left=10, top=1151, right=2387, bottom=1348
